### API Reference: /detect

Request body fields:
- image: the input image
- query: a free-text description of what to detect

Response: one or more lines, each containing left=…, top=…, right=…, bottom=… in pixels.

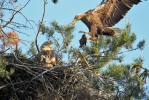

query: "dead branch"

left=35, top=0, right=47, bottom=53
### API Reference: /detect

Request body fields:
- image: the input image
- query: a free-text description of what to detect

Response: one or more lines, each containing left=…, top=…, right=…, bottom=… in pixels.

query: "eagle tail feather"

left=103, top=27, right=123, bottom=36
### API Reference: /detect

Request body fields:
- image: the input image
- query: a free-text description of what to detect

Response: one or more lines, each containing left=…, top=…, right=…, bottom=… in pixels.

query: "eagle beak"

left=49, top=41, right=54, bottom=45
left=72, top=18, right=77, bottom=24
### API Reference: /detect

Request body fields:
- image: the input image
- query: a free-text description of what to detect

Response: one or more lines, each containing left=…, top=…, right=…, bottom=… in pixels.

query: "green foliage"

left=137, top=39, right=145, bottom=50
left=130, top=57, right=149, bottom=86
left=104, top=63, right=126, bottom=80
left=78, top=23, right=145, bottom=71
left=76, top=23, right=149, bottom=99
left=15, top=47, right=27, bottom=58
left=98, top=63, right=148, bottom=99
left=0, top=56, right=14, bottom=79
left=141, top=68, right=149, bottom=84
left=131, top=56, right=144, bottom=74
left=110, top=24, right=136, bottom=51
left=0, top=0, right=148, bottom=99
left=40, top=21, right=74, bottom=62
left=27, top=41, right=37, bottom=57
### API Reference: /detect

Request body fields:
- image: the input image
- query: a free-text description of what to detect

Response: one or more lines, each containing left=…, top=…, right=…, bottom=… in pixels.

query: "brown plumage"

left=34, top=41, right=56, bottom=67
left=72, top=0, right=142, bottom=41
left=79, top=31, right=89, bottom=48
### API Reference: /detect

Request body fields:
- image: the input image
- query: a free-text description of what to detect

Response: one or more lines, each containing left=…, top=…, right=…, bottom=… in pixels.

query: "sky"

left=4, top=0, right=149, bottom=84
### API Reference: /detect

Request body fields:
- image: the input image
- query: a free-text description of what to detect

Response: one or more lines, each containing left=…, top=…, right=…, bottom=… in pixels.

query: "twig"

left=117, top=47, right=139, bottom=55
left=31, top=66, right=60, bottom=81
left=0, top=48, right=10, bottom=54
left=35, top=0, right=47, bottom=53
left=85, top=54, right=110, bottom=58
left=0, top=80, right=30, bottom=90
left=9, top=63, right=36, bottom=76
left=2, top=0, right=31, bottom=28
left=10, top=79, right=19, bottom=100
left=78, top=50, right=104, bottom=83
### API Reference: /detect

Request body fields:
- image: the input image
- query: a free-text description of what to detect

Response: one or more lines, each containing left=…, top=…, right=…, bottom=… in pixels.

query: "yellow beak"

left=49, top=41, right=54, bottom=45
left=72, top=18, right=77, bottom=25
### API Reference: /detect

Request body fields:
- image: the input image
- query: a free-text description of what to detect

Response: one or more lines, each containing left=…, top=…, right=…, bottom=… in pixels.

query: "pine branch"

left=78, top=50, right=104, bottom=83
left=117, top=47, right=139, bottom=55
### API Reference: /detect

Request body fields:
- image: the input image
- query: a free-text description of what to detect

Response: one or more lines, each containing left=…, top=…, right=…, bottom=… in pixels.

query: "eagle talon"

left=90, top=37, right=98, bottom=42
left=72, top=0, right=141, bottom=45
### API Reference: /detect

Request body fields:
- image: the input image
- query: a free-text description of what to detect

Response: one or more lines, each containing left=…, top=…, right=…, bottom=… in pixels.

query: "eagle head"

left=72, top=13, right=86, bottom=24
left=40, top=41, right=54, bottom=52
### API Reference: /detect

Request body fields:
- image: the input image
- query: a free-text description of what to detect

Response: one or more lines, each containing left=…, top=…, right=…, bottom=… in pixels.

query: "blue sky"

left=5, top=0, right=149, bottom=83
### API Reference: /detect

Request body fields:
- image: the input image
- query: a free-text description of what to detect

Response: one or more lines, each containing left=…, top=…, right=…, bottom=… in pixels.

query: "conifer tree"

left=0, top=0, right=149, bottom=100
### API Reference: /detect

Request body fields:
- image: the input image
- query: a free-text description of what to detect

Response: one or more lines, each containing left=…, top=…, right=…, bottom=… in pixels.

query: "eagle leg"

left=88, top=25, right=99, bottom=41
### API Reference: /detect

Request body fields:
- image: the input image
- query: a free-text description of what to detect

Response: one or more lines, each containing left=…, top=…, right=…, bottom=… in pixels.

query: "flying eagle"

left=34, top=41, right=56, bottom=68
left=72, top=0, right=142, bottom=41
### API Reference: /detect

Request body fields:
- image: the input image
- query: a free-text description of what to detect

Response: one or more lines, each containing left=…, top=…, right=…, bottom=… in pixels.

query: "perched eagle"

left=34, top=41, right=56, bottom=68
left=72, top=0, right=142, bottom=41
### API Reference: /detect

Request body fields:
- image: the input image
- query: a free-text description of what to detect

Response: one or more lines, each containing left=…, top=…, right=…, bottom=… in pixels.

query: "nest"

left=0, top=54, right=95, bottom=100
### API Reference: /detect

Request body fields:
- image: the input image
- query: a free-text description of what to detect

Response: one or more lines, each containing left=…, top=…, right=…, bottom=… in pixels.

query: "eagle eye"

left=75, top=15, right=79, bottom=19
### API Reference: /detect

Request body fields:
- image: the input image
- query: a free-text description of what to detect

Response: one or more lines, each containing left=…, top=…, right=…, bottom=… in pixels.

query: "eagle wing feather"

left=92, top=0, right=141, bottom=27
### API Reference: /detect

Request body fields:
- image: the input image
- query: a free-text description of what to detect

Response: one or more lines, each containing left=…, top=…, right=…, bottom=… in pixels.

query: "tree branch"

left=35, top=0, right=47, bottom=53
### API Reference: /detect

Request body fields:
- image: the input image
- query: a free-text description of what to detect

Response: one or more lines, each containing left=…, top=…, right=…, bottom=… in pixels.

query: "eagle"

left=72, top=0, right=142, bottom=41
left=34, top=41, right=56, bottom=68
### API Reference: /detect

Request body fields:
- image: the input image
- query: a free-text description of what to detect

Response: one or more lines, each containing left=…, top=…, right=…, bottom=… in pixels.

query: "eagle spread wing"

left=72, top=0, right=142, bottom=43
left=92, top=0, right=141, bottom=27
